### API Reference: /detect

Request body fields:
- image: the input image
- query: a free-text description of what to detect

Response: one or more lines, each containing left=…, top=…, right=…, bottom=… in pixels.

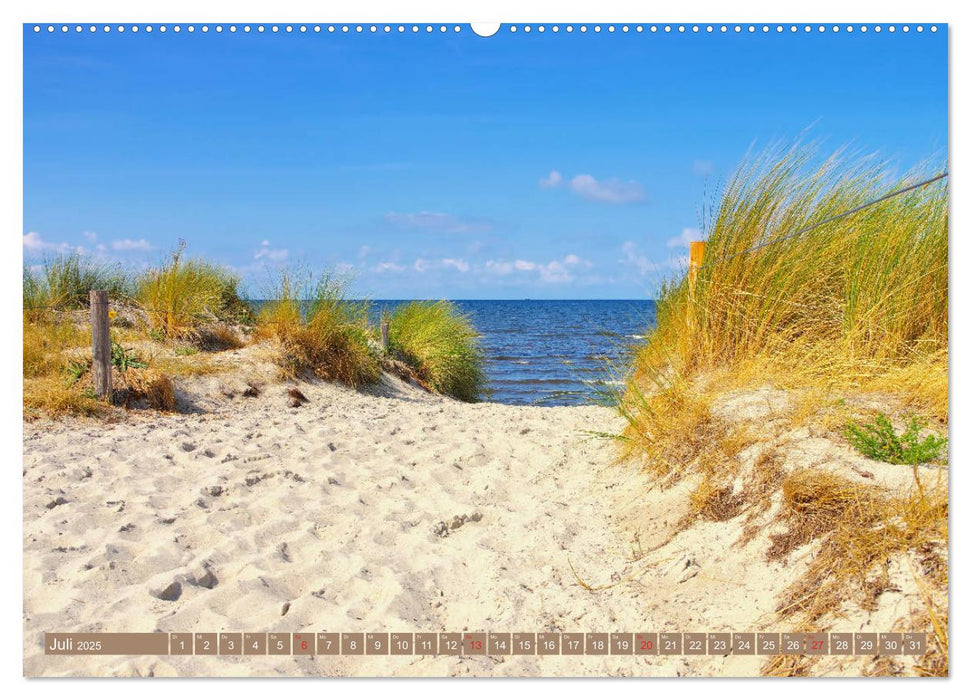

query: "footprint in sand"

left=151, top=580, right=182, bottom=602
left=434, top=511, right=484, bottom=537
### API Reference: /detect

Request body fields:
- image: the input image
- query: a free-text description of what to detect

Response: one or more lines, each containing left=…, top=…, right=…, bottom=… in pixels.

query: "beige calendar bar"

left=44, top=631, right=929, bottom=656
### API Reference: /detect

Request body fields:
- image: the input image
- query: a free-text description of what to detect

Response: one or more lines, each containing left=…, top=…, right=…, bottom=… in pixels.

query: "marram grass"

left=257, top=268, right=380, bottom=387
left=624, top=144, right=948, bottom=445
left=388, top=301, right=485, bottom=402
left=136, top=242, right=247, bottom=340
left=24, top=253, right=133, bottom=311
left=615, top=145, right=949, bottom=664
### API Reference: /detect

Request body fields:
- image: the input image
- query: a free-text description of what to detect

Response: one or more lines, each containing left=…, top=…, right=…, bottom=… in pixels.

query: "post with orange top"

left=687, top=241, right=706, bottom=331
left=90, top=290, right=112, bottom=401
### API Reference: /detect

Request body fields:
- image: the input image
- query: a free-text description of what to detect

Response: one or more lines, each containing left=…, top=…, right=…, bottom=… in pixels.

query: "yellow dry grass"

left=613, top=145, right=949, bottom=677
left=120, top=368, right=176, bottom=411
left=770, top=468, right=947, bottom=628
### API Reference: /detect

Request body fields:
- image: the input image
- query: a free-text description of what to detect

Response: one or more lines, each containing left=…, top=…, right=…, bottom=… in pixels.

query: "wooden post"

left=90, top=290, right=112, bottom=401
left=687, top=241, right=706, bottom=331
left=380, top=319, right=390, bottom=352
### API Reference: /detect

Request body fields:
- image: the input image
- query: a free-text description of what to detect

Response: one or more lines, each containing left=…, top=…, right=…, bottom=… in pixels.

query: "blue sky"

left=23, top=25, right=947, bottom=299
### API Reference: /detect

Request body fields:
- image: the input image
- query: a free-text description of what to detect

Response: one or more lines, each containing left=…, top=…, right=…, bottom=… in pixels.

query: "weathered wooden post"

left=90, top=290, right=112, bottom=401
left=687, top=241, right=706, bottom=331
left=380, top=319, right=390, bottom=352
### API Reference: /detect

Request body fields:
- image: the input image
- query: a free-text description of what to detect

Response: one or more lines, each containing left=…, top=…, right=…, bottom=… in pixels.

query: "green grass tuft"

left=258, top=268, right=380, bottom=387
left=24, top=253, right=132, bottom=311
left=620, top=142, right=949, bottom=456
left=844, top=412, right=946, bottom=465
left=136, top=241, right=249, bottom=339
left=387, top=301, right=484, bottom=402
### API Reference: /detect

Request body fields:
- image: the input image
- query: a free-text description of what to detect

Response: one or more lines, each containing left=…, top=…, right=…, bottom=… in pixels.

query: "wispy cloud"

left=254, top=240, right=289, bottom=262
left=620, top=241, right=687, bottom=276
left=666, top=227, right=702, bottom=249
left=692, top=160, right=714, bottom=176
left=441, top=258, right=470, bottom=273
left=485, top=253, right=591, bottom=283
left=373, top=261, right=406, bottom=273
left=383, top=211, right=492, bottom=234
left=110, top=238, right=153, bottom=252
left=539, top=170, right=564, bottom=188
left=22, top=231, right=80, bottom=255
left=539, top=170, right=645, bottom=204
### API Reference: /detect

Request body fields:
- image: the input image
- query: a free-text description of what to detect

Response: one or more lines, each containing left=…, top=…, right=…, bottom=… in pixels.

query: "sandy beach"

left=23, top=359, right=942, bottom=677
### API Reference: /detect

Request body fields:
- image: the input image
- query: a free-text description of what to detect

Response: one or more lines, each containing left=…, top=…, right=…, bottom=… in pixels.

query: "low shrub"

left=844, top=412, right=947, bottom=465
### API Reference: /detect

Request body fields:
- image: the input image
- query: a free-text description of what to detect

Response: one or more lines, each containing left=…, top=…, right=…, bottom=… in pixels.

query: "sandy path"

left=24, top=378, right=820, bottom=677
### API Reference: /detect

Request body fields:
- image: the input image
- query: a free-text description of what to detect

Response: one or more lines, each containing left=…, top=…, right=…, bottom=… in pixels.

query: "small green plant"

left=64, top=358, right=89, bottom=384
left=174, top=345, right=199, bottom=356
left=844, top=412, right=947, bottom=465
left=110, top=341, right=147, bottom=372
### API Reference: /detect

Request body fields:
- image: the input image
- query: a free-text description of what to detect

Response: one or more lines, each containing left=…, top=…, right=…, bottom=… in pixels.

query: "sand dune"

left=23, top=374, right=938, bottom=677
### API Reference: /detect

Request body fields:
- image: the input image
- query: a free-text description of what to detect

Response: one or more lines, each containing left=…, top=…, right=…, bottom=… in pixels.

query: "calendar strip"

left=44, top=632, right=928, bottom=656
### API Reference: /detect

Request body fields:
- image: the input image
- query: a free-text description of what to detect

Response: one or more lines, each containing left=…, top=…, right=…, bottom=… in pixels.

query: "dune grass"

left=257, top=269, right=380, bottom=387
left=616, top=144, right=948, bottom=667
left=622, top=144, right=948, bottom=457
left=387, top=301, right=485, bottom=402
left=136, top=241, right=249, bottom=340
left=24, top=253, right=133, bottom=312
left=769, top=467, right=947, bottom=629
left=23, top=313, right=102, bottom=417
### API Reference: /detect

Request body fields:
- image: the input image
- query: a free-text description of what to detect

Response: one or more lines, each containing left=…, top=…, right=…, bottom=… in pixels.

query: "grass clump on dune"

left=24, top=253, right=132, bottom=312
left=617, top=144, right=948, bottom=673
left=22, top=313, right=104, bottom=417
left=257, top=268, right=379, bottom=387
left=387, top=301, right=484, bottom=402
left=625, top=143, right=948, bottom=431
left=136, top=241, right=249, bottom=340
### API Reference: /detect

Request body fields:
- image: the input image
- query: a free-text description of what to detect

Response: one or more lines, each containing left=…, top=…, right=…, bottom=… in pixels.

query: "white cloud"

left=441, top=258, right=470, bottom=273
left=563, top=253, right=593, bottom=268
left=83, top=231, right=98, bottom=242
left=374, top=261, right=405, bottom=273
left=666, top=228, right=702, bottom=249
left=110, top=238, right=153, bottom=252
left=540, top=170, right=645, bottom=204
left=620, top=241, right=662, bottom=276
left=22, top=231, right=78, bottom=254
left=254, top=241, right=289, bottom=262
left=384, top=211, right=490, bottom=234
left=539, top=170, right=563, bottom=188
left=485, top=260, right=514, bottom=275
left=409, top=257, right=472, bottom=274
left=620, top=241, right=688, bottom=277
left=358, top=245, right=371, bottom=259
left=484, top=253, right=591, bottom=284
